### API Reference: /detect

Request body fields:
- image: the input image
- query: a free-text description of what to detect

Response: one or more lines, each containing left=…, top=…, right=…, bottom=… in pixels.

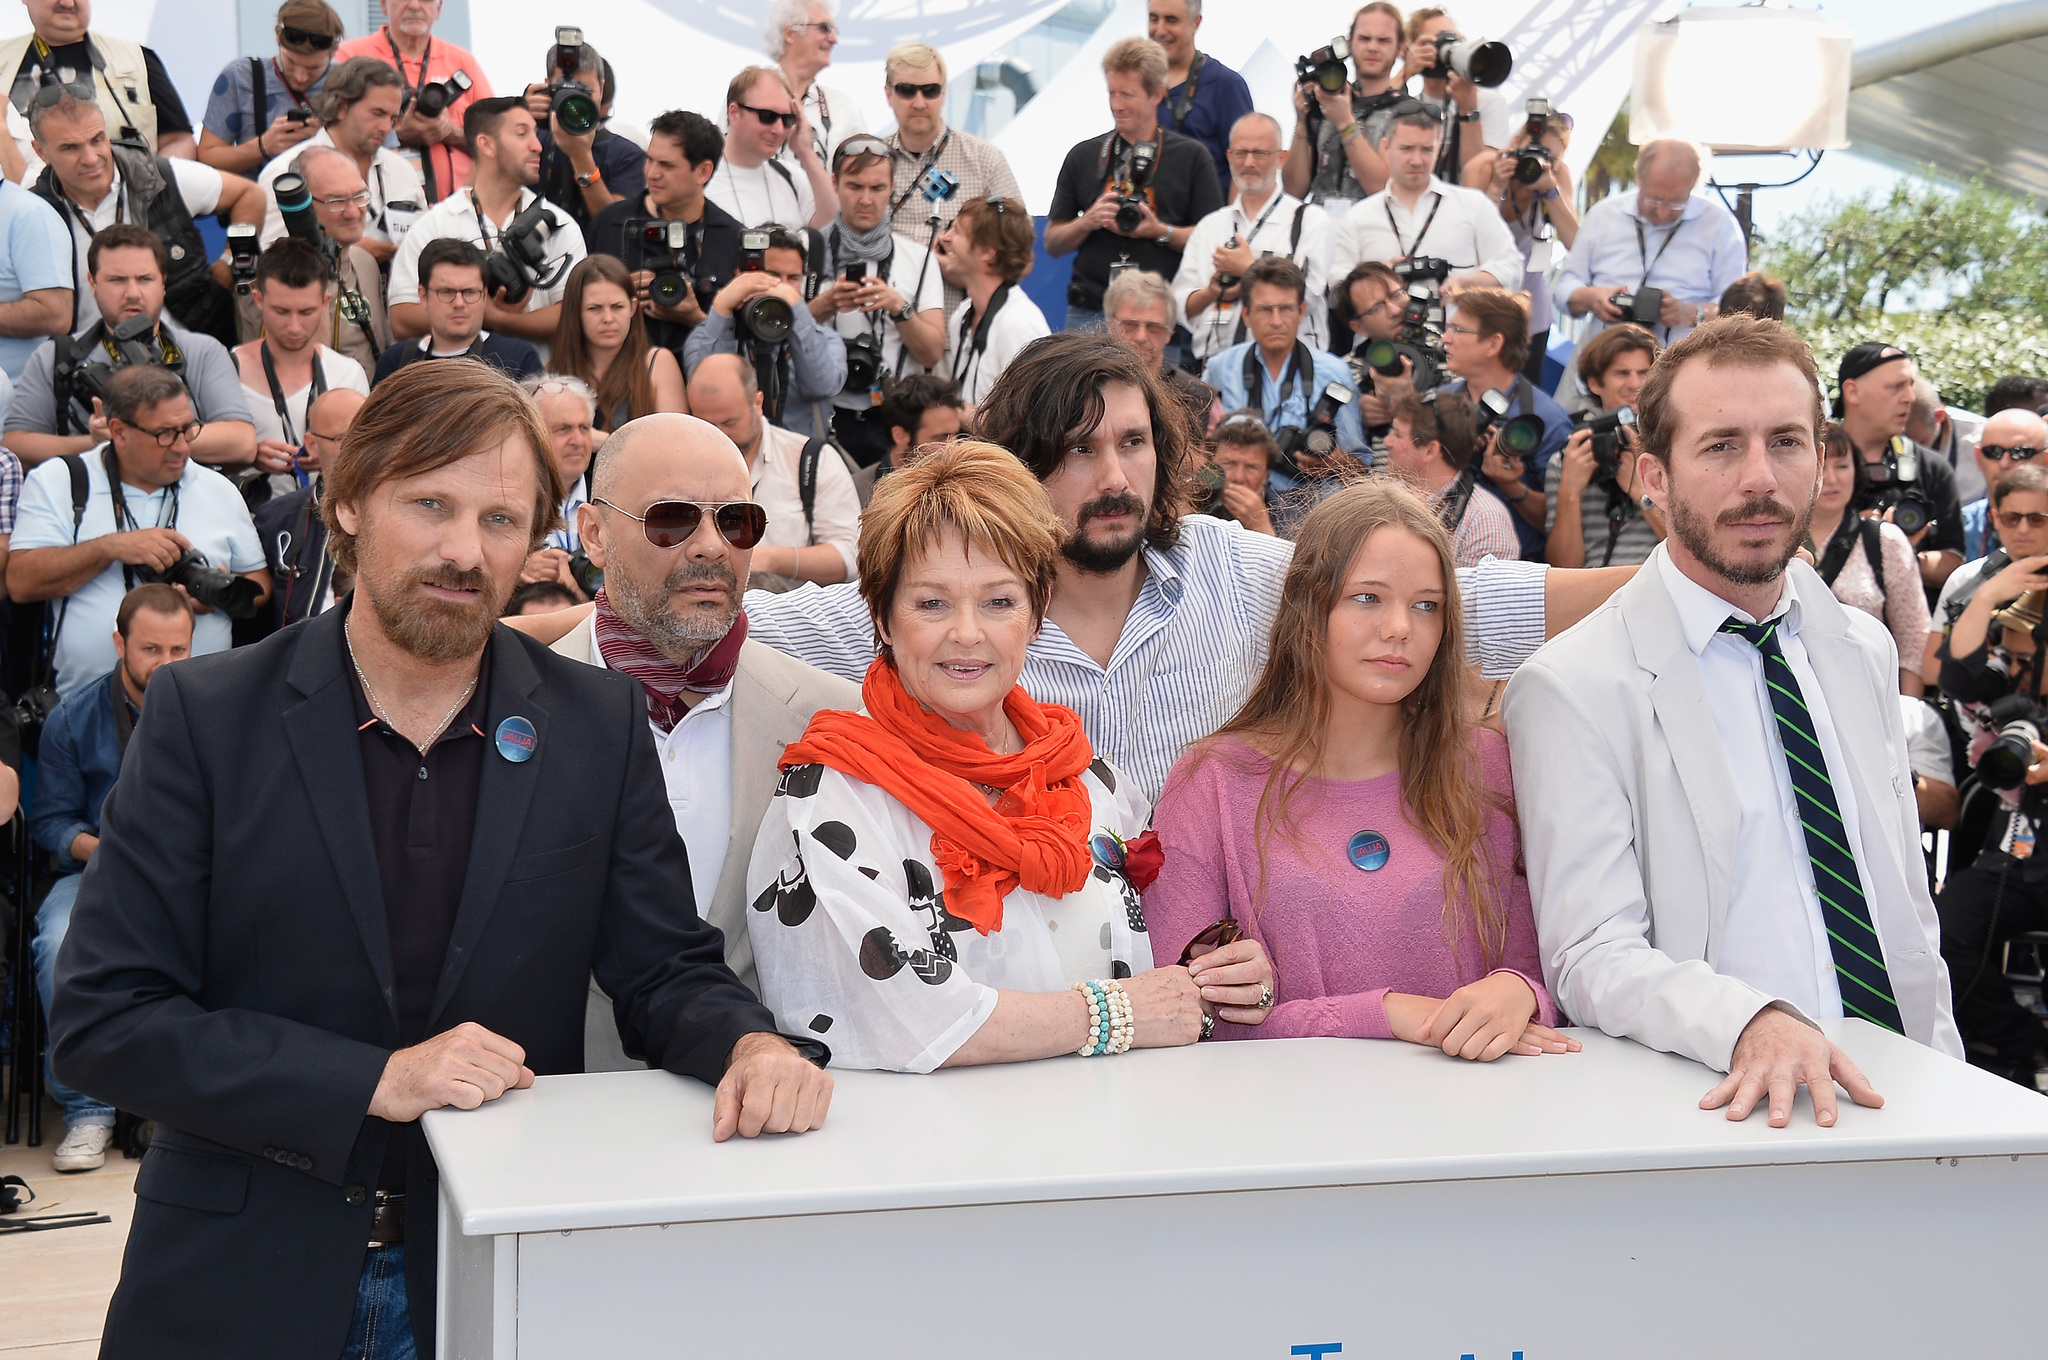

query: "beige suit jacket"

left=553, top=615, right=861, bottom=1069
left=1503, top=548, right=1964, bottom=1072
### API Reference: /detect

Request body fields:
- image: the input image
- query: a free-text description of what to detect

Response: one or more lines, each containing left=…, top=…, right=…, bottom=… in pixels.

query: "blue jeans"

left=341, top=1244, right=416, bottom=1360
left=30, top=873, right=113, bottom=1128
left=1063, top=305, right=1104, bottom=334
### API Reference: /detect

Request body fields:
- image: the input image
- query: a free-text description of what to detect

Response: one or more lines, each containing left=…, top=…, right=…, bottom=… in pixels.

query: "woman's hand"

left=1186, top=938, right=1277, bottom=1026
left=1121, top=966, right=1205, bottom=1048
left=1416, top=973, right=1579, bottom=1061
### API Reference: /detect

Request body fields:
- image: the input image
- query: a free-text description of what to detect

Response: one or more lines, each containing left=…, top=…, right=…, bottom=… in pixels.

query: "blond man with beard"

left=47, top=360, right=831, bottom=1360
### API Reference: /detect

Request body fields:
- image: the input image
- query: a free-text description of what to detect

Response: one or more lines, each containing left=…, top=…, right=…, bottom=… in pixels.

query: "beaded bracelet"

left=1075, top=980, right=1112, bottom=1056
left=1102, top=979, right=1135, bottom=1055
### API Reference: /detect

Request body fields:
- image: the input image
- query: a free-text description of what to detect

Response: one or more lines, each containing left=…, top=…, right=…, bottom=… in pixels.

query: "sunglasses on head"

left=1982, top=444, right=2043, bottom=463
left=592, top=497, right=768, bottom=550
left=892, top=81, right=944, bottom=100
left=832, top=134, right=893, bottom=172
left=1177, top=916, right=1244, bottom=967
left=279, top=24, right=337, bottom=50
left=737, top=103, right=797, bottom=129
left=30, top=79, right=94, bottom=108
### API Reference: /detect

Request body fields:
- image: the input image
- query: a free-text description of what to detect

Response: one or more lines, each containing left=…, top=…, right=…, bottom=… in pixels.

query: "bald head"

left=592, top=413, right=751, bottom=506
left=1978, top=408, right=2048, bottom=491
left=1636, top=139, right=1700, bottom=182
left=685, top=354, right=766, bottom=461
left=303, top=387, right=366, bottom=472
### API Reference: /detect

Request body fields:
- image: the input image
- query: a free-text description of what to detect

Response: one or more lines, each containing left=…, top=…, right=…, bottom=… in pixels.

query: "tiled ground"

left=0, top=1096, right=138, bottom=1358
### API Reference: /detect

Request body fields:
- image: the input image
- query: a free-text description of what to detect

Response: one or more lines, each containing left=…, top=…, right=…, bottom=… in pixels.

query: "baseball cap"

left=1831, top=342, right=1911, bottom=417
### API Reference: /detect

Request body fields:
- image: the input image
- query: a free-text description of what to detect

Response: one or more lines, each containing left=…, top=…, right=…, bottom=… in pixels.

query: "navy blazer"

left=49, top=606, right=782, bottom=1360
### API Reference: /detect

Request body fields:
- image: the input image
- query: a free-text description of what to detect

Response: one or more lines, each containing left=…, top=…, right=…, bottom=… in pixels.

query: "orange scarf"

left=780, top=659, right=1096, bottom=935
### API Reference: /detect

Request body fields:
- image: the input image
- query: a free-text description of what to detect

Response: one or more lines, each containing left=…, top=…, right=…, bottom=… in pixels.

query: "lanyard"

left=384, top=30, right=431, bottom=96
left=103, top=442, right=180, bottom=593
left=1633, top=214, right=1684, bottom=289
left=888, top=129, right=952, bottom=222
left=260, top=340, right=327, bottom=447
left=952, top=282, right=1013, bottom=387
left=1163, top=51, right=1206, bottom=129
left=270, top=57, right=312, bottom=110
left=1385, top=191, right=1442, bottom=259
left=1244, top=341, right=1309, bottom=425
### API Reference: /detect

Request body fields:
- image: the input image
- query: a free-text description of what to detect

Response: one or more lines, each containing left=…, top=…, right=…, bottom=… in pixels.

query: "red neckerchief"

left=591, top=590, right=747, bottom=733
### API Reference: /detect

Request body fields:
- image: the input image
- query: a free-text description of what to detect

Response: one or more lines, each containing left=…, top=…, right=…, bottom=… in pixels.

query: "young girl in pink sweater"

left=1144, top=480, right=1580, bottom=1060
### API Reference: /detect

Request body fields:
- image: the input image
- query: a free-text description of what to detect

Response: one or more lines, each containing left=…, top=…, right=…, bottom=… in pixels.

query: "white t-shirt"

left=788, top=81, right=868, bottom=169
left=255, top=131, right=425, bottom=247
left=238, top=344, right=370, bottom=497
left=13, top=450, right=264, bottom=698
left=752, top=419, right=860, bottom=580
left=831, top=234, right=944, bottom=378
left=387, top=187, right=585, bottom=364
left=946, top=284, right=1050, bottom=407
left=706, top=157, right=815, bottom=231
left=61, top=160, right=225, bottom=333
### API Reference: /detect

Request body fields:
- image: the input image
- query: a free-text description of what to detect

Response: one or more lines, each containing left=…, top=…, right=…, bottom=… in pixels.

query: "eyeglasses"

left=1982, top=445, right=2043, bottom=463
left=1226, top=147, right=1282, bottom=160
left=29, top=80, right=94, bottom=109
left=737, top=103, right=797, bottom=129
left=1998, top=510, right=2048, bottom=532
left=279, top=24, right=337, bottom=51
left=791, top=19, right=837, bottom=36
left=1637, top=192, right=1688, bottom=211
left=892, top=81, right=945, bottom=101
left=429, top=286, right=484, bottom=304
left=122, top=419, right=203, bottom=448
left=306, top=427, right=347, bottom=444
left=592, top=497, right=768, bottom=550
left=314, top=190, right=372, bottom=211
left=1177, top=917, right=1244, bottom=967
left=1445, top=320, right=1482, bottom=336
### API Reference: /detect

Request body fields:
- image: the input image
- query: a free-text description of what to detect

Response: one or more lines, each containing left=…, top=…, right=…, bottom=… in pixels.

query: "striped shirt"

left=744, top=514, right=1548, bottom=804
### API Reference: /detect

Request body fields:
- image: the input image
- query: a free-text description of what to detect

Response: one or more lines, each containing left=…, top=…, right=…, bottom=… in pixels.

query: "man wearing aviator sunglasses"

left=196, top=0, right=342, bottom=176
left=710, top=65, right=836, bottom=232
left=766, top=0, right=868, bottom=170
left=547, top=410, right=859, bottom=1009
left=1960, top=407, right=2048, bottom=561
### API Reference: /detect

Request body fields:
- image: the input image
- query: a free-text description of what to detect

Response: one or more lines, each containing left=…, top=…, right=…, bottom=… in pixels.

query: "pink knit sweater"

left=1143, top=729, right=1556, bottom=1040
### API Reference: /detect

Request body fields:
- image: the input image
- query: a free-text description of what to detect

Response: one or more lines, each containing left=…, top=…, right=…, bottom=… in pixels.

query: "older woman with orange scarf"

left=745, top=440, right=1229, bottom=1071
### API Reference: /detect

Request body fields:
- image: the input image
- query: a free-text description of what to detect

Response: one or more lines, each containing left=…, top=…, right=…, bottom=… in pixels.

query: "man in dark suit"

left=49, top=360, right=832, bottom=1360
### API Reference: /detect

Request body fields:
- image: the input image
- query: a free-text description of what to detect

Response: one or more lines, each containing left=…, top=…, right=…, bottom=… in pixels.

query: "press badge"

left=2001, top=808, right=2037, bottom=861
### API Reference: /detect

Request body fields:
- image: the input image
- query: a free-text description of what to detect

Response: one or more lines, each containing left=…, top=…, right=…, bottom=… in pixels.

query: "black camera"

left=57, top=311, right=159, bottom=407
left=1394, top=256, right=1451, bottom=286
left=734, top=229, right=795, bottom=343
left=1573, top=405, right=1637, bottom=479
left=1112, top=141, right=1157, bottom=234
left=413, top=69, right=472, bottom=118
left=1980, top=695, right=2047, bottom=791
left=1272, top=383, right=1354, bottom=479
left=1359, top=262, right=1451, bottom=393
left=1426, top=32, right=1512, bottom=87
left=1863, top=435, right=1933, bottom=538
left=483, top=197, right=570, bottom=306
left=1475, top=387, right=1545, bottom=462
left=1514, top=142, right=1553, bottom=186
left=1295, top=39, right=1349, bottom=95
left=1114, top=195, right=1148, bottom=235
left=1609, top=286, right=1664, bottom=327
left=626, top=217, right=708, bottom=309
left=140, top=549, right=262, bottom=620
left=1193, top=461, right=1235, bottom=522
left=12, top=682, right=60, bottom=756
left=1215, top=233, right=1242, bottom=291
left=548, top=27, right=599, bottom=136
left=272, top=171, right=338, bottom=265
left=566, top=549, right=602, bottom=598
left=837, top=331, right=882, bottom=409
left=226, top=223, right=260, bottom=295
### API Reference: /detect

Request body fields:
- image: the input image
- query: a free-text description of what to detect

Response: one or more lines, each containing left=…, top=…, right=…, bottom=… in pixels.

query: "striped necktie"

left=1719, top=616, right=1905, bottom=1034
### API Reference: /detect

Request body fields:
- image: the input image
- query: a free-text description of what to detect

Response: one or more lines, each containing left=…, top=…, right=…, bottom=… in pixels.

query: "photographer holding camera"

left=1045, top=37, right=1222, bottom=333
left=1283, top=3, right=1408, bottom=226
left=1838, top=342, right=1965, bottom=596
left=1930, top=460, right=2048, bottom=1083
left=1438, top=287, right=1569, bottom=560
left=937, top=195, right=1046, bottom=411
left=524, top=31, right=643, bottom=236
left=1545, top=324, right=1662, bottom=569
left=1467, top=100, right=1577, bottom=384
left=683, top=224, right=847, bottom=440
left=810, top=134, right=946, bottom=461
left=374, top=238, right=544, bottom=385
left=1383, top=389, right=1518, bottom=567
left=5, top=226, right=256, bottom=473
left=1201, top=255, right=1365, bottom=495
left=517, top=373, right=598, bottom=603
left=1329, top=101, right=1524, bottom=294
left=251, top=384, right=361, bottom=628
left=254, top=60, right=422, bottom=268
left=334, top=0, right=494, bottom=204
left=1400, top=10, right=1512, bottom=183
left=1202, top=411, right=1281, bottom=537
left=1555, top=139, right=1743, bottom=347
left=257, top=146, right=390, bottom=375
left=196, top=0, right=340, bottom=175
left=590, top=110, right=743, bottom=360
left=1176, top=112, right=1328, bottom=366
left=387, top=96, right=587, bottom=364
left=231, top=237, right=369, bottom=502
left=7, top=365, right=267, bottom=699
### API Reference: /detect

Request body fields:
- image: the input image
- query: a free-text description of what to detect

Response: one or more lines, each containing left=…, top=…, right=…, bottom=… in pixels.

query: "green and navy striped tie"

left=1719, top=616, right=1905, bottom=1034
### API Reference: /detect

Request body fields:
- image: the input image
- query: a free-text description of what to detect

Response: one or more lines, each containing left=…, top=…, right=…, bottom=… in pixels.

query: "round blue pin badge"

left=1347, top=829, right=1391, bottom=872
left=1089, top=832, right=1126, bottom=873
left=495, top=716, right=538, bottom=763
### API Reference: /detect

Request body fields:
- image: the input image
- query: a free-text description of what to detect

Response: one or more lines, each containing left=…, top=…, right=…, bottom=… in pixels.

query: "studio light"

left=1630, top=4, right=1851, bottom=152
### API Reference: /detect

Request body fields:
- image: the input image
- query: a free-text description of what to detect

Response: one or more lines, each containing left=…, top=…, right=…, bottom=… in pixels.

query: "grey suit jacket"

left=1503, top=548, right=1964, bottom=1071
left=552, top=616, right=862, bottom=1069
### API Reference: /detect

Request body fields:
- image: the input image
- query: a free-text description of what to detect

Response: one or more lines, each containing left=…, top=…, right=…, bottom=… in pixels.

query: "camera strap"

left=36, top=453, right=93, bottom=684
left=103, top=442, right=179, bottom=593
left=887, top=130, right=952, bottom=222
left=1243, top=341, right=1312, bottom=427
left=1384, top=192, right=1443, bottom=260
left=1632, top=215, right=1682, bottom=292
left=1164, top=52, right=1207, bottom=130
left=1097, top=133, right=1161, bottom=195
left=260, top=340, right=327, bottom=447
left=385, top=30, right=430, bottom=101
left=952, top=282, right=1014, bottom=389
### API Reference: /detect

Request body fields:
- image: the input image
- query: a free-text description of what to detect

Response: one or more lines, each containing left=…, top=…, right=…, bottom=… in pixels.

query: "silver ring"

left=1257, top=984, right=1274, bottom=1009
left=1199, top=1011, right=1216, bottom=1041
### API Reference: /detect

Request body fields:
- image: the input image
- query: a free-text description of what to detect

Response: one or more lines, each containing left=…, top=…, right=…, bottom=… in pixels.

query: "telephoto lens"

left=273, top=171, right=320, bottom=244
left=739, top=294, right=795, bottom=344
left=551, top=80, right=598, bottom=136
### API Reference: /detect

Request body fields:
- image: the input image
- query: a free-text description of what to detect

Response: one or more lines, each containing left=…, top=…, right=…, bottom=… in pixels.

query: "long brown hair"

left=550, top=255, right=656, bottom=432
left=1200, top=480, right=1513, bottom=970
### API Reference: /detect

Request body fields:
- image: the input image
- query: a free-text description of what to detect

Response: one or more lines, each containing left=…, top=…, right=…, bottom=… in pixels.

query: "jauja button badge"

left=495, top=716, right=538, bottom=763
left=1347, top=829, right=1390, bottom=872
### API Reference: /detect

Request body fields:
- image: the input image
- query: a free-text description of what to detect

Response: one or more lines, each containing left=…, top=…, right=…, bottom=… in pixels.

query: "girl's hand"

left=1186, top=938, right=1276, bottom=1026
left=1415, top=974, right=1579, bottom=1061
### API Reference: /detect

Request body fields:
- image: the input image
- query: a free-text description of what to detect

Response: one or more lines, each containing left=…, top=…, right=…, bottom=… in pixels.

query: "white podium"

left=425, top=1022, right=2048, bottom=1358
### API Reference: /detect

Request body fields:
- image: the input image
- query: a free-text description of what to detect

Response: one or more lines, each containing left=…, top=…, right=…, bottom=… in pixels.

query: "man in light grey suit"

left=1505, top=316, right=1963, bottom=1129
left=547, top=414, right=860, bottom=1069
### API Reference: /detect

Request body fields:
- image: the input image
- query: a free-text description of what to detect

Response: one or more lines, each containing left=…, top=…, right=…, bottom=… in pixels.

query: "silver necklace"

left=345, top=614, right=478, bottom=753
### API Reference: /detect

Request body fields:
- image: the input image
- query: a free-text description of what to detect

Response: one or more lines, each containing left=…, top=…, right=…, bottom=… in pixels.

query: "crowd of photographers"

left=0, top=0, right=2042, bottom=1183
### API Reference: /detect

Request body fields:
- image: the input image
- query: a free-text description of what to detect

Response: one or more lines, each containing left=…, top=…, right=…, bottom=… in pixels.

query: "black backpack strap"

left=1289, top=202, right=1307, bottom=256
left=798, top=436, right=824, bottom=540
left=37, top=452, right=91, bottom=682
left=1861, top=518, right=1888, bottom=608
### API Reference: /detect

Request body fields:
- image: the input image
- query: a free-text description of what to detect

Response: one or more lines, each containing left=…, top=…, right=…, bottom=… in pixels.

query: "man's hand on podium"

left=714, top=1032, right=835, bottom=1142
left=368, top=1022, right=537, bottom=1122
left=1701, top=1006, right=1884, bottom=1129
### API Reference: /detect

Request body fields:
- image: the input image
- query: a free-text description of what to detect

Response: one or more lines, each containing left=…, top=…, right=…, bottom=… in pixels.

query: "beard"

left=358, top=550, right=506, bottom=665
left=609, top=558, right=741, bottom=662
left=1666, top=490, right=1816, bottom=588
left=1063, top=490, right=1151, bottom=575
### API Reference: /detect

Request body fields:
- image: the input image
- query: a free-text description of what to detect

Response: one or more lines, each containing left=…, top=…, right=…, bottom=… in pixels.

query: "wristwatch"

left=1457, top=109, right=1483, bottom=124
left=891, top=300, right=913, bottom=322
left=575, top=168, right=600, bottom=188
left=1156, top=227, right=1174, bottom=245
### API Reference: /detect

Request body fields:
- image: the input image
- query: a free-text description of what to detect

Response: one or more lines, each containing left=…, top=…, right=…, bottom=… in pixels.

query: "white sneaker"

left=52, top=1122, right=113, bottom=1173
